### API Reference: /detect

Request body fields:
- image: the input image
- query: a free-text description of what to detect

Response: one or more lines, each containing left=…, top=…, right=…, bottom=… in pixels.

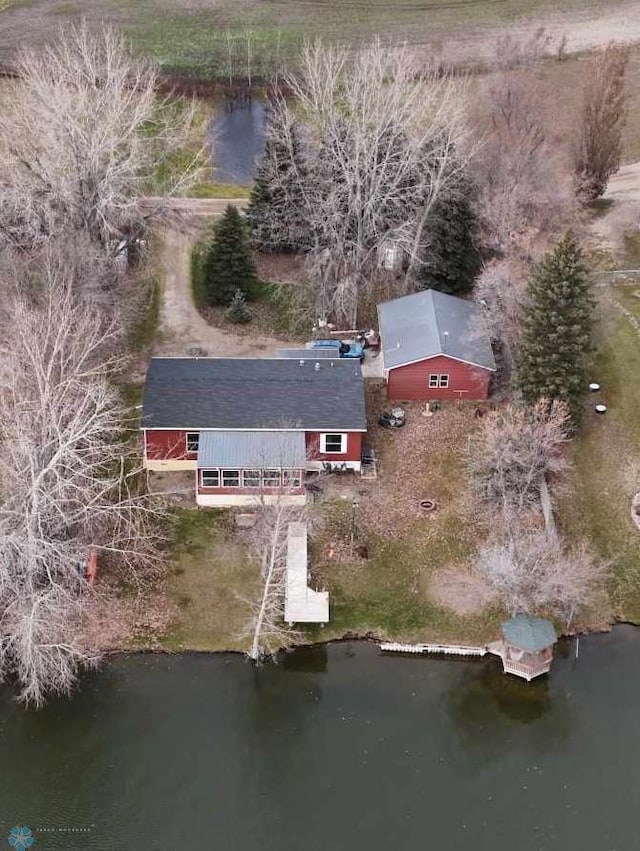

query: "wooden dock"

left=380, top=642, right=487, bottom=657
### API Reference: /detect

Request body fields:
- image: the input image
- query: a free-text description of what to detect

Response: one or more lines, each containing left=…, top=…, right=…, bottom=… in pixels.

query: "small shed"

left=492, top=615, right=557, bottom=681
left=377, top=289, right=496, bottom=401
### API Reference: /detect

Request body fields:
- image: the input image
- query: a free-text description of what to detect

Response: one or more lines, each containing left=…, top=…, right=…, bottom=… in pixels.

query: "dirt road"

left=142, top=197, right=248, bottom=216
left=156, top=227, right=286, bottom=358
left=604, top=162, right=640, bottom=203
left=590, top=161, right=640, bottom=251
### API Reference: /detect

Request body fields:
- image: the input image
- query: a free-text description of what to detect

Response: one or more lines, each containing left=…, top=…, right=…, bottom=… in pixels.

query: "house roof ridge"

left=426, top=289, right=445, bottom=355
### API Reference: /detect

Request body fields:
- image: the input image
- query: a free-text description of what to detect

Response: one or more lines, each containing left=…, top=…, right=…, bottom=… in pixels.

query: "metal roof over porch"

left=197, top=431, right=307, bottom=468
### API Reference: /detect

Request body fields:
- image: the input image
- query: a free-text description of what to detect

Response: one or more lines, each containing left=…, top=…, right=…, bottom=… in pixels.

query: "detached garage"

left=378, top=289, right=496, bottom=401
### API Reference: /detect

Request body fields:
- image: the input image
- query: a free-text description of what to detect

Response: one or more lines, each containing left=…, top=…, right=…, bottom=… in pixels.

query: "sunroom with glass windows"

left=196, top=431, right=307, bottom=506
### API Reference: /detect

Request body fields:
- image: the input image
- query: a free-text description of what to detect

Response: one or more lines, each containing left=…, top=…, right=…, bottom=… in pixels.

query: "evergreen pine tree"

left=517, top=232, right=594, bottom=425
left=246, top=116, right=310, bottom=253
left=202, top=205, right=258, bottom=306
left=417, top=176, right=481, bottom=295
left=226, top=288, right=251, bottom=324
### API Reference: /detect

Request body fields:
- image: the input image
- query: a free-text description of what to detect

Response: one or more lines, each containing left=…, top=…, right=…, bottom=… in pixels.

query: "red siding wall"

left=144, top=429, right=194, bottom=462
left=145, top=429, right=363, bottom=463
left=305, top=431, right=362, bottom=463
left=387, top=355, right=492, bottom=402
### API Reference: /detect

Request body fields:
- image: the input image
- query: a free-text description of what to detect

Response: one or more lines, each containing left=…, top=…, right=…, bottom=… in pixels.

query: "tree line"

left=0, top=24, right=194, bottom=703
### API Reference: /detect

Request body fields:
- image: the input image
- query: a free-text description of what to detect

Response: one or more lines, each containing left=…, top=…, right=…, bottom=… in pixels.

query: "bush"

left=226, top=288, right=251, bottom=324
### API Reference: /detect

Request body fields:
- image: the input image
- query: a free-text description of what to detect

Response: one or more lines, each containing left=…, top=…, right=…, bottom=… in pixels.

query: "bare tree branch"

left=261, top=40, right=472, bottom=325
left=0, top=275, right=168, bottom=705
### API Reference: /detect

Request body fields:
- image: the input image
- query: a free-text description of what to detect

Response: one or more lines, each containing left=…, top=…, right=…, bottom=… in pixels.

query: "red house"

left=377, top=289, right=496, bottom=401
left=141, top=357, right=366, bottom=507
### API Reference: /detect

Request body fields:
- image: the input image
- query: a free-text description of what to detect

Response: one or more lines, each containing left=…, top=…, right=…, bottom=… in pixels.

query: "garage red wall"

left=387, top=355, right=492, bottom=401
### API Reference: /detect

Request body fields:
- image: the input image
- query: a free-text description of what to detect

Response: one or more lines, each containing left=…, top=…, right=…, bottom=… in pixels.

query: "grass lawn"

left=307, top=500, right=502, bottom=648
left=152, top=400, right=503, bottom=653
left=158, top=508, right=261, bottom=652
left=304, top=397, right=503, bottom=646
left=557, top=282, right=640, bottom=623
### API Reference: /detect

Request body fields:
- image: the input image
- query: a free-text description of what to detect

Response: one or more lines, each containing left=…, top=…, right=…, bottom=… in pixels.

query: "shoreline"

left=105, top=617, right=632, bottom=659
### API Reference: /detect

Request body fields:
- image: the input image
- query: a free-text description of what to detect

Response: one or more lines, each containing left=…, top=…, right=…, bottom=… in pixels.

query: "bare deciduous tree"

left=242, top=502, right=303, bottom=661
left=474, top=256, right=530, bottom=375
left=470, top=25, right=581, bottom=256
left=573, top=43, right=629, bottom=204
left=477, top=529, right=604, bottom=626
left=0, top=277, right=166, bottom=704
left=0, top=22, right=195, bottom=252
left=494, top=26, right=552, bottom=71
left=471, top=72, right=560, bottom=251
left=263, top=40, right=471, bottom=326
left=468, top=399, right=571, bottom=519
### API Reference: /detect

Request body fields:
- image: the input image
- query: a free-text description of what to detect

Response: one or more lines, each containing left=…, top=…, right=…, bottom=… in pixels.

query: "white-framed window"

left=200, top=469, right=219, bottom=488
left=282, top=470, right=302, bottom=489
left=222, top=470, right=240, bottom=487
left=186, top=432, right=200, bottom=453
left=242, top=470, right=261, bottom=488
left=320, top=433, right=347, bottom=454
left=262, top=469, right=281, bottom=488
left=428, top=374, right=449, bottom=389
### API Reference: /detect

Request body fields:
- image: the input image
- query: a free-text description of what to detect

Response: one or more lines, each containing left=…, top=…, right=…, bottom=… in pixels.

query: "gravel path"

left=155, top=226, right=287, bottom=358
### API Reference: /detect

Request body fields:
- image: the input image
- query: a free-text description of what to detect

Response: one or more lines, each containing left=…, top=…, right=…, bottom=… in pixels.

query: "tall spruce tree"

left=417, top=178, right=481, bottom=295
left=246, top=117, right=310, bottom=252
left=517, top=232, right=594, bottom=424
left=202, top=204, right=258, bottom=306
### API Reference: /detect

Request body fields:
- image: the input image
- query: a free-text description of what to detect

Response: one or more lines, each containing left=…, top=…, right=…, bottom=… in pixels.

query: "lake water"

left=210, top=96, right=267, bottom=185
left=0, top=628, right=638, bottom=850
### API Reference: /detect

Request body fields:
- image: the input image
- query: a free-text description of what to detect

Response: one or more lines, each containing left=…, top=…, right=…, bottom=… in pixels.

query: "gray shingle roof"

left=197, top=431, right=307, bottom=468
left=142, top=357, right=366, bottom=431
left=501, top=616, right=557, bottom=652
left=378, top=289, right=496, bottom=371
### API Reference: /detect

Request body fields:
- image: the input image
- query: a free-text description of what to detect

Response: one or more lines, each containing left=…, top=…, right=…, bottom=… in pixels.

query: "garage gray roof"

left=142, top=357, right=366, bottom=431
left=198, top=431, right=307, bottom=468
left=378, top=290, right=496, bottom=371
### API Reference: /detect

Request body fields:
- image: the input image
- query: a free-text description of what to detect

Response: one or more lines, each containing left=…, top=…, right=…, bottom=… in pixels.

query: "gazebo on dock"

left=490, top=616, right=557, bottom=681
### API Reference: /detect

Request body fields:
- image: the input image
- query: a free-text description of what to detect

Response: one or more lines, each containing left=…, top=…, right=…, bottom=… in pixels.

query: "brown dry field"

left=1, top=0, right=640, bottom=66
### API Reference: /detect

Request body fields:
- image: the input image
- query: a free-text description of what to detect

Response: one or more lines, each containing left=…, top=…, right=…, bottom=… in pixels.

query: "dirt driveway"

left=155, top=219, right=289, bottom=358
left=590, top=161, right=640, bottom=253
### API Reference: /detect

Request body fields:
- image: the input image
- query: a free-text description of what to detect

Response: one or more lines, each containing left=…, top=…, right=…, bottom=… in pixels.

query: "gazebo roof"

left=501, top=616, right=557, bottom=652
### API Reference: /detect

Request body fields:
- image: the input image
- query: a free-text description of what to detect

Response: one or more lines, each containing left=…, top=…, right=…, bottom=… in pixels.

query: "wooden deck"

left=380, top=642, right=487, bottom=657
left=284, top=522, right=329, bottom=625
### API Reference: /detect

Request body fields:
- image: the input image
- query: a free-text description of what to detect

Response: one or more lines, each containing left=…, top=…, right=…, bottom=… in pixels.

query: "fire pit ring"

left=419, top=499, right=437, bottom=513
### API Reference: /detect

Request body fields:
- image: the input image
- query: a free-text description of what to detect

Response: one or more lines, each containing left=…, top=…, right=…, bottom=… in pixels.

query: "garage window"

left=428, top=374, right=449, bottom=388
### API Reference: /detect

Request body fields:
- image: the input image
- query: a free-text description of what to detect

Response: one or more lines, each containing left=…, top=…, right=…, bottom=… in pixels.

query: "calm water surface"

left=0, top=628, right=638, bottom=850
left=210, top=98, right=267, bottom=185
